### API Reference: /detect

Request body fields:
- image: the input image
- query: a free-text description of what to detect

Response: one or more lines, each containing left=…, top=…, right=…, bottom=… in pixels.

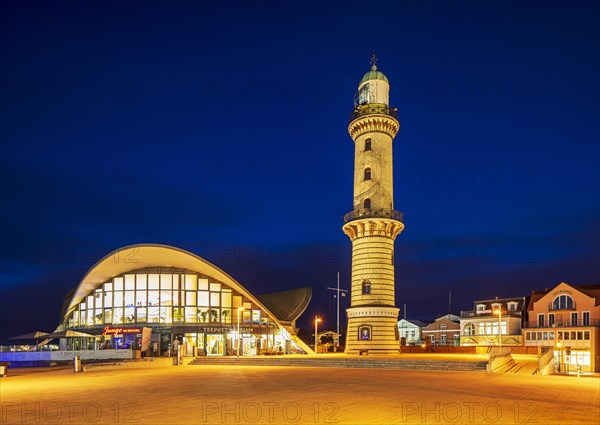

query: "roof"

left=398, top=319, right=429, bottom=327
left=473, top=296, right=527, bottom=311
left=529, top=283, right=600, bottom=310
left=359, top=65, right=389, bottom=85
left=63, top=244, right=306, bottom=328
left=256, top=287, right=312, bottom=324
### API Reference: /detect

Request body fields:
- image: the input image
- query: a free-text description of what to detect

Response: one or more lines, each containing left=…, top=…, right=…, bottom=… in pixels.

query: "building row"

left=397, top=281, right=600, bottom=372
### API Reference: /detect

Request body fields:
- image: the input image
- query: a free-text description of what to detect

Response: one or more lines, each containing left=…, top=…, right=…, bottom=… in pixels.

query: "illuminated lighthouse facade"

left=343, top=58, right=404, bottom=355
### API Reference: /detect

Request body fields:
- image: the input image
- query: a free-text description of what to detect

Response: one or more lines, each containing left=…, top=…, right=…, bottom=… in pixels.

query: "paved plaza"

left=1, top=363, right=598, bottom=425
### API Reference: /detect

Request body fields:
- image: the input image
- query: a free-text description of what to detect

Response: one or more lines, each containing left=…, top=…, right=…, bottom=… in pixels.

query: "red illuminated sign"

left=102, top=326, right=142, bottom=335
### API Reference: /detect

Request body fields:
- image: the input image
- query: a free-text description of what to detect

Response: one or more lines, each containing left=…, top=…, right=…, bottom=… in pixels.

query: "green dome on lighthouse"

left=359, top=64, right=389, bottom=85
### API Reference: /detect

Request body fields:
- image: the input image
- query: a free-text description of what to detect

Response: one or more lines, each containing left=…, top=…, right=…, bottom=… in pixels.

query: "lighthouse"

left=343, top=56, right=404, bottom=355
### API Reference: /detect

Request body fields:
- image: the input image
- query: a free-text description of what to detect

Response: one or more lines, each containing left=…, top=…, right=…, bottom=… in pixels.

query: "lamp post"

left=556, top=341, right=562, bottom=373
left=314, top=316, right=321, bottom=355
left=237, top=307, right=244, bottom=357
left=494, top=309, right=502, bottom=349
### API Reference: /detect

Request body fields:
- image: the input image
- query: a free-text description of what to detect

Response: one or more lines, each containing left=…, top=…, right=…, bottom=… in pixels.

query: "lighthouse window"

left=364, top=199, right=371, bottom=209
left=365, top=139, right=372, bottom=151
left=362, top=280, right=371, bottom=295
left=364, top=168, right=371, bottom=180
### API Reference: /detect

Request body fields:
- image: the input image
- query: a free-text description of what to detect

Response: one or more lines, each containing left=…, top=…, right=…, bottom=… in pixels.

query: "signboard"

left=102, top=326, right=142, bottom=335
left=359, top=326, right=371, bottom=341
left=141, top=327, right=152, bottom=352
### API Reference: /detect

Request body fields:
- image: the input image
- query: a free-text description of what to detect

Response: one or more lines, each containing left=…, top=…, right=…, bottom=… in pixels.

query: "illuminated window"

left=364, top=168, right=371, bottom=180
left=362, top=280, right=371, bottom=295
left=463, top=323, right=475, bottom=335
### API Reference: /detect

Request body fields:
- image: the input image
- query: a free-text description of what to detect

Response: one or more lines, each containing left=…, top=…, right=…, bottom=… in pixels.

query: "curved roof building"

left=58, top=244, right=313, bottom=356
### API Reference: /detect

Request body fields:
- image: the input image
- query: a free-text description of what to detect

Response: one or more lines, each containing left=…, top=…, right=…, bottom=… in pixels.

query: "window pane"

left=221, top=292, right=232, bottom=307
left=104, top=309, right=112, bottom=324
left=124, top=307, right=135, bottom=323
left=198, top=278, right=209, bottom=291
left=210, top=292, right=220, bottom=307
left=124, top=291, right=135, bottom=307
left=186, top=291, right=197, bottom=306
left=125, top=274, right=135, bottom=290
left=137, top=308, right=147, bottom=323
left=148, top=307, right=160, bottom=323
left=161, top=291, right=172, bottom=306
left=114, top=291, right=123, bottom=307
left=148, top=274, right=159, bottom=290
left=210, top=283, right=221, bottom=292
left=136, top=291, right=146, bottom=306
left=185, top=307, right=198, bottom=323
left=159, top=307, right=171, bottom=323
left=136, top=274, right=147, bottom=290
left=113, top=308, right=124, bottom=324
left=185, top=274, right=198, bottom=290
left=172, top=274, right=180, bottom=290
left=198, top=292, right=209, bottom=307
left=114, top=277, right=124, bottom=291
left=104, top=292, right=113, bottom=308
left=104, top=282, right=113, bottom=292
left=161, top=274, right=172, bottom=290
left=148, top=291, right=159, bottom=306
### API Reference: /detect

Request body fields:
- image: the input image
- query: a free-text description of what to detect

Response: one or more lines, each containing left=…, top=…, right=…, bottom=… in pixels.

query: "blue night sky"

left=1, top=0, right=598, bottom=338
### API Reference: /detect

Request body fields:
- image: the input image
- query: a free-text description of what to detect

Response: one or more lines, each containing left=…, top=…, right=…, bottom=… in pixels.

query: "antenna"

left=448, top=290, right=452, bottom=314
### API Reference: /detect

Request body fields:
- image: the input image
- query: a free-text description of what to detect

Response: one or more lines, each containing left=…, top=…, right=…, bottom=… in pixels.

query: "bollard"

left=73, top=356, right=81, bottom=373
left=0, top=362, right=9, bottom=377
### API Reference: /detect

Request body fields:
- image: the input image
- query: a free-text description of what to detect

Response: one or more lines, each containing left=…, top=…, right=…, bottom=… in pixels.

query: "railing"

left=524, top=319, right=599, bottom=328
left=343, top=208, right=403, bottom=223
left=350, top=104, right=398, bottom=122
left=460, top=310, right=522, bottom=318
left=548, top=302, right=576, bottom=311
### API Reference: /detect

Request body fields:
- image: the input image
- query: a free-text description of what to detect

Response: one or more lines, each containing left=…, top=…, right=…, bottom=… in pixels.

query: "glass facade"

left=63, top=267, right=297, bottom=356
left=65, top=267, right=269, bottom=328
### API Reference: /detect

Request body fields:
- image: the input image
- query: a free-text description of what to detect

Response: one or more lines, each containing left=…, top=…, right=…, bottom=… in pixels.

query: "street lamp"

left=556, top=341, right=562, bottom=373
left=237, top=307, right=244, bottom=357
left=314, top=316, right=321, bottom=355
left=494, top=308, right=502, bottom=349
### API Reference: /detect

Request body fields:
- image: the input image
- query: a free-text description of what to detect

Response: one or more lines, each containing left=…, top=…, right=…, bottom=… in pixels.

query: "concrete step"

left=188, top=357, right=487, bottom=372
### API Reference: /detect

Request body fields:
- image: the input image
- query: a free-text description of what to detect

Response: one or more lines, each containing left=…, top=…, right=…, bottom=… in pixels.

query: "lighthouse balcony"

left=350, top=104, right=398, bottom=122
left=343, top=208, right=403, bottom=223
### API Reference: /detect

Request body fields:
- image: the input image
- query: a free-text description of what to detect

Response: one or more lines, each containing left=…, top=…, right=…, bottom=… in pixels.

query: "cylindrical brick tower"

left=343, top=57, right=404, bottom=355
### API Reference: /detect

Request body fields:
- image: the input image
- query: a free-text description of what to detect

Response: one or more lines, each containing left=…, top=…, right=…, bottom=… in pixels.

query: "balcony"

left=460, top=310, right=522, bottom=319
left=343, top=208, right=403, bottom=224
left=350, top=104, right=398, bottom=122
left=548, top=301, right=576, bottom=311
left=524, top=319, right=599, bottom=328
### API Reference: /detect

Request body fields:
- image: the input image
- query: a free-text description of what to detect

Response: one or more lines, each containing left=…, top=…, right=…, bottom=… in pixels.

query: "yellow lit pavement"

left=1, top=363, right=598, bottom=425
